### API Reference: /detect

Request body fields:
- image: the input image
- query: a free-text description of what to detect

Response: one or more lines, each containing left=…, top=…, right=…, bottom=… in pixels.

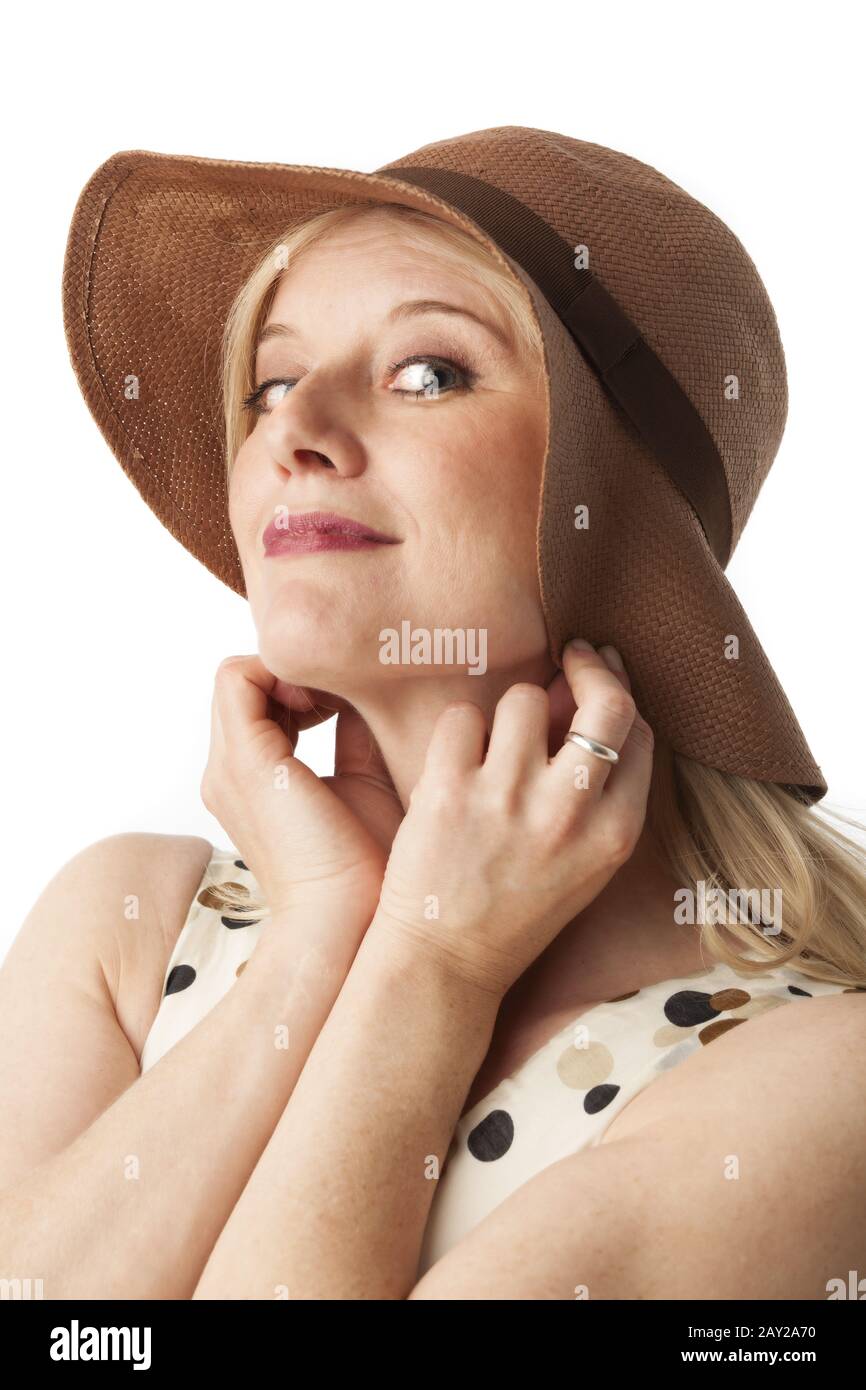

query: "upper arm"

left=410, top=992, right=866, bottom=1300
left=0, top=832, right=212, bottom=1193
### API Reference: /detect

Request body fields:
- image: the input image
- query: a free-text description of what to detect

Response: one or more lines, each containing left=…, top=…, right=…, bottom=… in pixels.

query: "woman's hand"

left=200, top=656, right=403, bottom=923
left=373, top=641, right=654, bottom=1000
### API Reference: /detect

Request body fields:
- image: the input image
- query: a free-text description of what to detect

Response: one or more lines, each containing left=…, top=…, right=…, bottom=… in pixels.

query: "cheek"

left=227, top=448, right=267, bottom=548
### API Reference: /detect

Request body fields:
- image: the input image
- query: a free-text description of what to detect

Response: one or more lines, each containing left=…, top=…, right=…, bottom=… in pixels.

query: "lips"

left=262, top=510, right=400, bottom=556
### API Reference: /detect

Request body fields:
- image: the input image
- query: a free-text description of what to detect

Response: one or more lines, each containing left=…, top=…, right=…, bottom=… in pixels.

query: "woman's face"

left=228, top=214, right=550, bottom=693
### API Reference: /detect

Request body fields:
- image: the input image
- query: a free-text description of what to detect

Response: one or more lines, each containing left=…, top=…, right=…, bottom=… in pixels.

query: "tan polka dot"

left=653, top=1023, right=691, bottom=1047
left=556, top=1040, right=614, bottom=1089
left=605, top=989, right=640, bottom=1004
left=728, top=995, right=786, bottom=1020
left=699, top=1017, right=747, bottom=1044
left=235, top=959, right=249, bottom=977
left=198, top=881, right=250, bottom=909
left=708, top=988, right=751, bottom=1011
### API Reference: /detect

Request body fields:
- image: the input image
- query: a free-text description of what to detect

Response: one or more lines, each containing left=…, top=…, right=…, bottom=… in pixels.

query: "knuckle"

left=597, top=813, right=641, bottom=863
left=596, top=687, right=637, bottom=723
left=442, top=699, right=484, bottom=720
left=424, top=776, right=459, bottom=818
left=539, top=795, right=580, bottom=845
left=505, top=682, right=547, bottom=705
left=628, top=716, right=655, bottom=752
left=480, top=777, right=523, bottom=819
left=216, top=655, right=246, bottom=679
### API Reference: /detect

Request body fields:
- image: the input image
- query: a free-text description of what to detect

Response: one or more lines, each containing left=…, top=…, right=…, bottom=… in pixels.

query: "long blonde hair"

left=209, top=201, right=866, bottom=990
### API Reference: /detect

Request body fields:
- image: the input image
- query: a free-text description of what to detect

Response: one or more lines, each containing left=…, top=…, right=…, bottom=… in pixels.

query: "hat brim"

left=62, top=148, right=826, bottom=803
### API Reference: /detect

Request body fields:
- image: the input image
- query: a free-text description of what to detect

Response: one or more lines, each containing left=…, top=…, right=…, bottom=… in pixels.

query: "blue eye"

left=387, top=355, right=472, bottom=400
left=241, top=354, right=475, bottom=416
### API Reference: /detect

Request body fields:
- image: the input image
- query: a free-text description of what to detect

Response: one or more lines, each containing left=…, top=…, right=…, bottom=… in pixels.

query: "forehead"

left=261, top=217, right=513, bottom=338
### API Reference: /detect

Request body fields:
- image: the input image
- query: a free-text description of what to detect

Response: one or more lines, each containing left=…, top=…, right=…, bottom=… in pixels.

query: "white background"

left=1, top=0, right=863, bottom=960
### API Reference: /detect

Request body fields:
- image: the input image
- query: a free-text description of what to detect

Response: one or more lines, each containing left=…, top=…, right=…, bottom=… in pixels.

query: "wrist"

left=361, top=906, right=507, bottom=1022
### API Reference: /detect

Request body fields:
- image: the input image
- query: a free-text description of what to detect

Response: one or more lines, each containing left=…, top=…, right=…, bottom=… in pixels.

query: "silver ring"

left=563, top=730, right=620, bottom=764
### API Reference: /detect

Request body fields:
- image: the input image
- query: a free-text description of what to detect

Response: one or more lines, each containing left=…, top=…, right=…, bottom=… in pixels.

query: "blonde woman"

left=2, top=128, right=864, bottom=1300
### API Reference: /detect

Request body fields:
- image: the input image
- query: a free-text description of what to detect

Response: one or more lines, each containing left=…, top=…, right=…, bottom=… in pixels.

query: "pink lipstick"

left=263, top=510, right=400, bottom=557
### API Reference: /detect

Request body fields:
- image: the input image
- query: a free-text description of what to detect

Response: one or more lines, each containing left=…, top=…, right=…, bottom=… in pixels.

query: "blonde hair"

left=210, top=202, right=866, bottom=990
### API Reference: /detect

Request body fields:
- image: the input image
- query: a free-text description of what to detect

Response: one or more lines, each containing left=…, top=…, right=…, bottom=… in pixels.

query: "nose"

left=293, top=448, right=335, bottom=470
left=262, top=376, right=367, bottom=479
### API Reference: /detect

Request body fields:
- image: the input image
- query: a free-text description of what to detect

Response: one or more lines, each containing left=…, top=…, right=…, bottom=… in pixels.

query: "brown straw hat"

left=61, top=124, right=826, bottom=803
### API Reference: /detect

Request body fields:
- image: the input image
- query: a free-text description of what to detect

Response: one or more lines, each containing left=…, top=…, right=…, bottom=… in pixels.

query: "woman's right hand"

left=200, top=656, right=403, bottom=927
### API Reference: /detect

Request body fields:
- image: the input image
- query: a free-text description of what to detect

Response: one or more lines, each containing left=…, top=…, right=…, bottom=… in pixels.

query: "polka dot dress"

left=139, top=846, right=856, bottom=1279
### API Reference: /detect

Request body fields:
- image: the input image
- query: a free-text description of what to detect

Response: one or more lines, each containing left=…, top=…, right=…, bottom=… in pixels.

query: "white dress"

left=139, top=845, right=854, bottom=1279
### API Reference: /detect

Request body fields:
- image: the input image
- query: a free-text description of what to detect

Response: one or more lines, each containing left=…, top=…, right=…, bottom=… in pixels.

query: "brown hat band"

left=386, top=164, right=733, bottom=568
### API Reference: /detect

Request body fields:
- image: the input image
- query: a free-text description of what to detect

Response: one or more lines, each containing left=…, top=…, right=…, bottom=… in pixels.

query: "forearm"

left=0, top=905, right=361, bottom=1299
left=194, top=913, right=500, bottom=1300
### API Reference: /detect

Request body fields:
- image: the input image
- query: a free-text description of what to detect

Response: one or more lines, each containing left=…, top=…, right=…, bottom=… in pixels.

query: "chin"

left=253, top=603, right=374, bottom=692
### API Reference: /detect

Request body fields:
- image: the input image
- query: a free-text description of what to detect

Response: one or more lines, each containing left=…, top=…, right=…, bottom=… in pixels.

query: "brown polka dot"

left=604, top=989, right=640, bottom=1004
left=556, top=1040, right=614, bottom=1089
left=708, top=988, right=751, bottom=1011
left=728, top=995, right=786, bottom=1020
left=235, top=959, right=249, bottom=977
left=698, top=1017, right=747, bottom=1044
left=197, top=881, right=250, bottom=909
left=653, top=1023, right=690, bottom=1047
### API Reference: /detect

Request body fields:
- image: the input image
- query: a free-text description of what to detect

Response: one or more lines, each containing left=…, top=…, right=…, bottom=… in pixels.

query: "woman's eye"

left=241, top=355, right=473, bottom=416
left=242, top=379, right=294, bottom=415
left=387, top=356, right=469, bottom=400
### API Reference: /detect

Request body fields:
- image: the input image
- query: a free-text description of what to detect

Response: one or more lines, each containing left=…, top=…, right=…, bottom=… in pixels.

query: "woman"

left=2, top=127, right=864, bottom=1300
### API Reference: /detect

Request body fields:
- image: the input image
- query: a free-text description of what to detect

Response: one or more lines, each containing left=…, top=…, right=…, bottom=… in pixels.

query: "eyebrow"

left=255, top=298, right=512, bottom=351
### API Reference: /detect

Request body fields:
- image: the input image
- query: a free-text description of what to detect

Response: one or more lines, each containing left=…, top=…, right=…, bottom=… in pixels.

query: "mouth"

left=262, top=510, right=401, bottom=557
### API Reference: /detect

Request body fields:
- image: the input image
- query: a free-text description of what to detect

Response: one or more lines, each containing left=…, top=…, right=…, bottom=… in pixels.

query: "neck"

left=341, top=647, right=560, bottom=811
left=334, top=654, right=709, bottom=1000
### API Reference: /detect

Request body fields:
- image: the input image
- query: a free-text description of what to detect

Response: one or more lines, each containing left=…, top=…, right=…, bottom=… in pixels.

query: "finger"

left=213, top=655, right=294, bottom=755
left=334, top=705, right=396, bottom=793
left=483, top=683, right=551, bottom=785
left=545, top=669, right=578, bottom=757
left=545, top=645, right=631, bottom=750
left=207, top=686, right=227, bottom=769
left=272, top=681, right=351, bottom=734
left=423, top=701, right=488, bottom=779
left=547, top=641, right=637, bottom=795
left=597, top=645, right=632, bottom=694
left=593, top=645, right=653, bottom=816
left=598, top=707, right=655, bottom=830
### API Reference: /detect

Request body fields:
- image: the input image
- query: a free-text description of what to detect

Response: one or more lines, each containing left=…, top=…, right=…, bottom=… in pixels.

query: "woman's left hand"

left=374, top=641, right=654, bottom=1000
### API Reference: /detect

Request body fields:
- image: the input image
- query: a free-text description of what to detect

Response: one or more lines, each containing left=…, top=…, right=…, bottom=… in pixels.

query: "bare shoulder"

left=601, top=985, right=866, bottom=1147
left=6, top=832, right=214, bottom=1059
left=411, top=989, right=866, bottom=1298
left=0, top=833, right=213, bottom=1189
left=82, top=832, right=214, bottom=1053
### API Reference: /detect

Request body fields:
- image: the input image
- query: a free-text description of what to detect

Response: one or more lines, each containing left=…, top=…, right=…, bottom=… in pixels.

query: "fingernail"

left=599, top=645, right=625, bottom=673
left=565, top=638, right=594, bottom=652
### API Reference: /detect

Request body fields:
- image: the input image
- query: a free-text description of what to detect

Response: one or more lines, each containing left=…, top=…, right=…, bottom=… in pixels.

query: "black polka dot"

left=584, top=1083, right=620, bottom=1114
left=664, top=990, right=720, bottom=1027
left=234, top=859, right=249, bottom=871
left=220, top=916, right=261, bottom=930
left=165, top=964, right=196, bottom=996
left=788, top=985, right=812, bottom=996
left=467, top=1109, right=514, bottom=1162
